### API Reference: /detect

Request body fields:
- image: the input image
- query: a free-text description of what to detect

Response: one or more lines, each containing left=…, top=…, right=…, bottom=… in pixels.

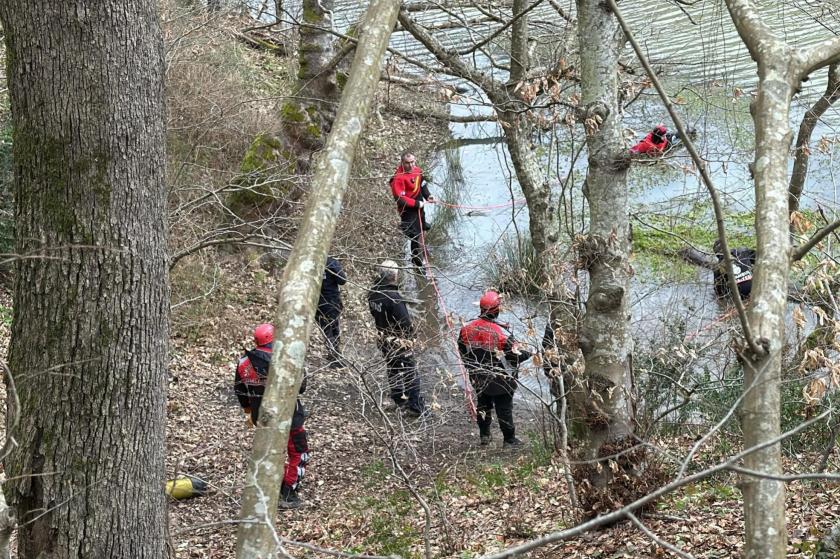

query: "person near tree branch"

left=390, top=150, right=434, bottom=271
left=367, top=260, right=427, bottom=416
left=629, top=124, right=681, bottom=155
left=458, top=290, right=532, bottom=448
left=712, top=240, right=755, bottom=300
left=316, top=255, right=347, bottom=368
left=233, top=323, right=310, bottom=509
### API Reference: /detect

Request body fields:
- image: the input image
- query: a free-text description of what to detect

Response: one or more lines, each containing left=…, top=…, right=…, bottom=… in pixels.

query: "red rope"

left=431, top=198, right=527, bottom=211
left=683, top=307, right=738, bottom=342
left=418, top=216, right=477, bottom=421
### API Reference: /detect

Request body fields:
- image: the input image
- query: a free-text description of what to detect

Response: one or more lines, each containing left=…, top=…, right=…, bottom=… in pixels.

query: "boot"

left=479, top=435, right=491, bottom=446
left=503, top=437, right=524, bottom=448
left=278, top=483, right=302, bottom=510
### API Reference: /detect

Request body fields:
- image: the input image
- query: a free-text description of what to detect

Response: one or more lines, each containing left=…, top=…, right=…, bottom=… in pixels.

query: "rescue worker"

left=317, top=255, right=347, bottom=367
left=459, top=290, right=532, bottom=447
left=390, top=151, right=434, bottom=270
left=367, top=260, right=426, bottom=416
left=712, top=240, right=755, bottom=300
left=630, top=124, right=674, bottom=155
left=234, top=323, right=310, bottom=509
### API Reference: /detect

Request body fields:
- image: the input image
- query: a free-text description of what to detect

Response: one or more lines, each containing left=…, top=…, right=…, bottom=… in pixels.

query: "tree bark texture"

left=788, top=62, right=840, bottom=214
left=234, top=1, right=400, bottom=556
left=0, top=2, right=169, bottom=558
left=574, top=0, right=635, bottom=494
left=725, top=1, right=840, bottom=556
left=281, top=0, right=339, bottom=173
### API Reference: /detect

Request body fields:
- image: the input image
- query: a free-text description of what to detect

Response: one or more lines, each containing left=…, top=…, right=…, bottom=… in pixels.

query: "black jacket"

left=458, top=317, right=531, bottom=396
left=318, top=256, right=347, bottom=312
left=368, top=278, right=414, bottom=352
left=714, top=247, right=755, bottom=299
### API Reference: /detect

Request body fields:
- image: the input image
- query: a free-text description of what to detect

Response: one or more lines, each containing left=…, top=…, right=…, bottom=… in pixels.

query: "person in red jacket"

left=458, top=290, right=532, bottom=448
left=629, top=124, right=670, bottom=155
left=234, top=323, right=309, bottom=509
left=390, top=151, right=434, bottom=270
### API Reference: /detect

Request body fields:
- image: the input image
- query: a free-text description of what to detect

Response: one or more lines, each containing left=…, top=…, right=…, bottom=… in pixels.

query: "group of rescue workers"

left=233, top=134, right=756, bottom=509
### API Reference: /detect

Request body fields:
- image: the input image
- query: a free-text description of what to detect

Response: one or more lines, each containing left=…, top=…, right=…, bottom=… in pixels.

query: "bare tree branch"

left=791, top=218, right=840, bottom=261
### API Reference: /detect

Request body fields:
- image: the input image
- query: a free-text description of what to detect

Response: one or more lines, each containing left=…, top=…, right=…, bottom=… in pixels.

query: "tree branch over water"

left=606, top=0, right=765, bottom=359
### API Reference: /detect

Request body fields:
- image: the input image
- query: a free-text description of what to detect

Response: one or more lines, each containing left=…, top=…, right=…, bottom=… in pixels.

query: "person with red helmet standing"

left=233, top=323, right=310, bottom=509
left=458, top=290, right=532, bottom=447
left=390, top=151, right=434, bottom=271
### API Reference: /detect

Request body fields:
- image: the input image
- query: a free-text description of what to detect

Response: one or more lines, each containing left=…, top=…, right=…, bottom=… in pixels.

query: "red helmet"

left=654, top=124, right=667, bottom=135
left=479, top=290, right=502, bottom=313
left=253, top=323, right=274, bottom=346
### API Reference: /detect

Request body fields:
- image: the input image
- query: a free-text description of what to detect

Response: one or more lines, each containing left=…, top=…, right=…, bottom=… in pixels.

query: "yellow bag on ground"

left=165, top=475, right=208, bottom=500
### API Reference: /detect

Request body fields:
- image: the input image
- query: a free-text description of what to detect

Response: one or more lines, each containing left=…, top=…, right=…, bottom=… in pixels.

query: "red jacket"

left=458, top=317, right=531, bottom=396
left=390, top=165, right=429, bottom=215
left=630, top=132, right=668, bottom=154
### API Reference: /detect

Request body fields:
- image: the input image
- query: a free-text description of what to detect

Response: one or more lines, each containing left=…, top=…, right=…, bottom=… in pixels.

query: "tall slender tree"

left=573, top=0, right=635, bottom=508
left=723, top=1, right=840, bottom=557
left=0, top=2, right=170, bottom=557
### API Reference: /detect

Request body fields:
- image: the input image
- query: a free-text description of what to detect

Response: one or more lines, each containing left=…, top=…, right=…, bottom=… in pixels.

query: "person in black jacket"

left=317, top=256, right=347, bottom=367
left=367, top=260, right=426, bottom=416
left=458, top=290, right=532, bottom=447
left=712, top=240, right=755, bottom=300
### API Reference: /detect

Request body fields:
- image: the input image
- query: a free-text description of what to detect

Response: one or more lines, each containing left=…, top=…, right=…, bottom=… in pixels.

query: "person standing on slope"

left=458, top=290, right=532, bottom=448
left=233, top=323, right=310, bottom=509
left=390, top=151, right=434, bottom=271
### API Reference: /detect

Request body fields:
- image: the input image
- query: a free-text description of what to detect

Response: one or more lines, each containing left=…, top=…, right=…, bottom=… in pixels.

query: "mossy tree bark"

left=573, top=0, right=636, bottom=512
left=236, top=0, right=340, bottom=210
left=724, top=1, right=840, bottom=557
left=0, top=1, right=170, bottom=557
left=234, top=0, right=400, bottom=556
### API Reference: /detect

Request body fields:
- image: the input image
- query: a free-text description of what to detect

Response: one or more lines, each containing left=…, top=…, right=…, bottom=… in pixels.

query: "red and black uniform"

left=630, top=126, right=670, bottom=155
left=458, top=318, right=531, bottom=441
left=714, top=247, right=755, bottom=300
left=390, top=164, right=432, bottom=268
left=234, top=343, right=310, bottom=491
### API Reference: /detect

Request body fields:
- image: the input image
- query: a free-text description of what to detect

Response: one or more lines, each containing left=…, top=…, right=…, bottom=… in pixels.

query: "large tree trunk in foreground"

left=573, top=0, right=636, bottom=512
left=725, top=1, right=840, bottom=557
left=234, top=0, right=400, bottom=556
left=0, top=2, right=169, bottom=557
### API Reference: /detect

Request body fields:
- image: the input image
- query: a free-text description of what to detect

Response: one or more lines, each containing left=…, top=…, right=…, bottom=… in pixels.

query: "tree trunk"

left=0, top=1, right=169, bottom=558
left=280, top=0, right=339, bottom=173
left=788, top=62, right=840, bottom=214
left=235, top=0, right=400, bottom=556
left=724, top=1, right=840, bottom=556
left=573, top=0, right=635, bottom=507
left=740, top=58, right=791, bottom=559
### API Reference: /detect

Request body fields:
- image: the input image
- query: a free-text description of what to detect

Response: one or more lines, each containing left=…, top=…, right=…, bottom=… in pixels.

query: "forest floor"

left=161, top=85, right=840, bottom=559
left=0, top=10, right=837, bottom=559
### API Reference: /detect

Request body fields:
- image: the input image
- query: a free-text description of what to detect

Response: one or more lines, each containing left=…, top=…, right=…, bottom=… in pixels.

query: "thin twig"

left=791, top=218, right=840, bottom=261
left=626, top=512, right=696, bottom=559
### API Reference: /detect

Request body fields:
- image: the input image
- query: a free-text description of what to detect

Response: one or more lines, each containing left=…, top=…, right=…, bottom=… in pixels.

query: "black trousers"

left=316, top=305, right=341, bottom=357
left=399, top=216, right=427, bottom=269
left=383, top=349, right=425, bottom=413
left=476, top=392, right=515, bottom=440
